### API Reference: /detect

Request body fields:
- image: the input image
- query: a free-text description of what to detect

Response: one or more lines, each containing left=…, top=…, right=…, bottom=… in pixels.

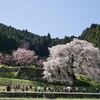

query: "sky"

left=0, top=0, right=100, bottom=38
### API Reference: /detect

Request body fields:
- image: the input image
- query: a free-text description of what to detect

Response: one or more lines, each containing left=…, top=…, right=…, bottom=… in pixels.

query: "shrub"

left=16, top=67, right=44, bottom=81
left=0, top=72, right=15, bottom=78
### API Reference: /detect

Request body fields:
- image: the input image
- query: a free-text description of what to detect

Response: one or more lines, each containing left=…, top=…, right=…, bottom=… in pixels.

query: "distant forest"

left=79, top=24, right=100, bottom=49
left=0, top=23, right=100, bottom=58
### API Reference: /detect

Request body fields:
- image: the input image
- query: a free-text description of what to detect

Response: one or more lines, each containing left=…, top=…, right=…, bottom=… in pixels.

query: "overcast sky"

left=0, top=0, right=100, bottom=38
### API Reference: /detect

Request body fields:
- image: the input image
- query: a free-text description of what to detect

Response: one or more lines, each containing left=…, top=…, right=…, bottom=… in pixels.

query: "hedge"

left=16, top=67, right=44, bottom=81
left=0, top=92, right=100, bottom=98
left=0, top=67, right=19, bottom=72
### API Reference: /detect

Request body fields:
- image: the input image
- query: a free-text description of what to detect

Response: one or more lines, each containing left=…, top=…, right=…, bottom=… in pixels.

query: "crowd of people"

left=4, top=84, right=32, bottom=92
left=2, top=84, right=99, bottom=93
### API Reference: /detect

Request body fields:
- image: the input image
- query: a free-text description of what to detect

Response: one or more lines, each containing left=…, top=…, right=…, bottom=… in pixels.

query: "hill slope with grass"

left=0, top=65, right=99, bottom=87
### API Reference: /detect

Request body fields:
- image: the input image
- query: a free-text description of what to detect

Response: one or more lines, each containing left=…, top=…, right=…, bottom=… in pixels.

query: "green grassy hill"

left=0, top=65, right=100, bottom=93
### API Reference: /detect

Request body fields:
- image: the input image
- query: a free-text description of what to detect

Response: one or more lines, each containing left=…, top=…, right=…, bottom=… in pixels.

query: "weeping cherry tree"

left=43, top=39, right=100, bottom=85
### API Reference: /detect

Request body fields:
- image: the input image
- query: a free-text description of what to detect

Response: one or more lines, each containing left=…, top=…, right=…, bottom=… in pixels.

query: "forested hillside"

left=0, top=23, right=76, bottom=57
left=1, top=23, right=100, bottom=58
left=79, top=24, right=100, bottom=49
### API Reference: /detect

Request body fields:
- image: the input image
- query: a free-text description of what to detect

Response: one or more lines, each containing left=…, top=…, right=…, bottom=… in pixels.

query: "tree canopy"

left=79, top=23, right=100, bottom=49
left=0, top=48, right=44, bottom=67
left=43, top=39, right=100, bottom=85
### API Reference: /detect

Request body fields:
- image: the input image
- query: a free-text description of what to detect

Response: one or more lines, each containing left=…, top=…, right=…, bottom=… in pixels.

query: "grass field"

left=0, top=98, right=99, bottom=100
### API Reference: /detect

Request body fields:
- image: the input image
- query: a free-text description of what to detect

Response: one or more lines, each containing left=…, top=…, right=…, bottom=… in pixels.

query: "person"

left=22, top=85, right=24, bottom=92
left=18, top=84, right=20, bottom=90
left=2, top=86, right=5, bottom=91
left=75, top=87, right=79, bottom=92
left=67, top=87, right=72, bottom=92
left=34, top=85, right=37, bottom=92
left=82, top=87, right=86, bottom=93
left=7, top=85, right=11, bottom=91
left=43, top=85, right=46, bottom=92
left=30, top=85, right=32, bottom=91
left=21, top=85, right=24, bottom=92
left=14, top=85, right=16, bottom=91
left=63, top=87, right=66, bottom=92
left=38, top=86, right=41, bottom=92
left=26, top=86, right=28, bottom=92
left=55, top=86, right=59, bottom=92
left=48, top=87, right=51, bottom=92
left=42, top=86, right=44, bottom=92
left=96, top=88, right=99, bottom=93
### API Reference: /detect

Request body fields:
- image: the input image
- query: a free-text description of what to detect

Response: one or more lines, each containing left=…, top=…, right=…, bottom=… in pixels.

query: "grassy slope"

left=0, top=77, right=100, bottom=93
left=0, top=65, right=100, bottom=93
left=0, top=77, right=45, bottom=86
left=0, top=77, right=62, bottom=91
left=75, top=74, right=100, bottom=86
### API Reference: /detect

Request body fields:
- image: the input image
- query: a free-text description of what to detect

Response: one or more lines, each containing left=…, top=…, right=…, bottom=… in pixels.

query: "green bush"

left=73, top=80, right=90, bottom=86
left=0, top=92, right=100, bottom=98
left=0, top=72, right=15, bottom=78
left=0, top=67, right=19, bottom=72
left=16, top=67, right=44, bottom=81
